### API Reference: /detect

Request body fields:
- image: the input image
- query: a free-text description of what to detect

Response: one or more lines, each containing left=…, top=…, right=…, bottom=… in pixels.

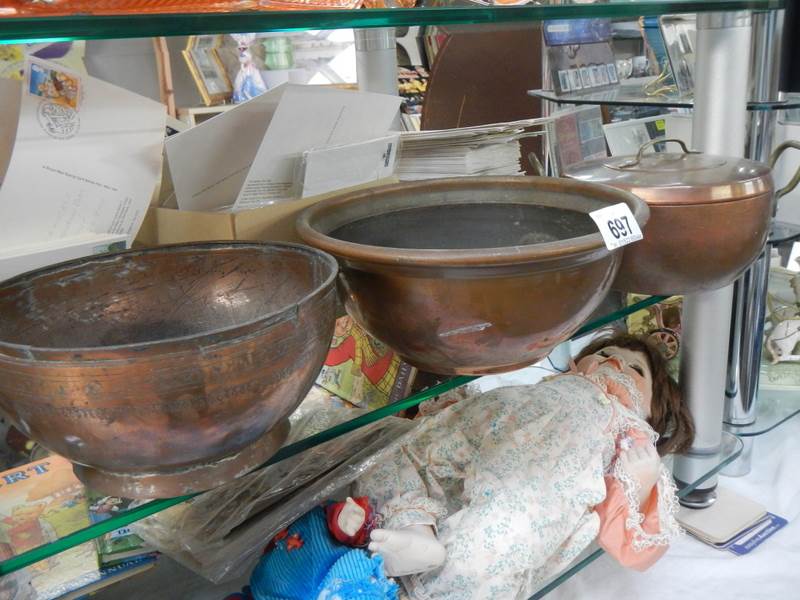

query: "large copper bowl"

left=0, top=242, right=337, bottom=498
left=565, top=141, right=775, bottom=295
left=297, top=177, right=649, bottom=375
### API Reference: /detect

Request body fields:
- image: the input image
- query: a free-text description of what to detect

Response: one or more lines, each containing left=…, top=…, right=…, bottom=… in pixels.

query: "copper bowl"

left=297, top=177, right=649, bottom=375
left=0, top=242, right=337, bottom=498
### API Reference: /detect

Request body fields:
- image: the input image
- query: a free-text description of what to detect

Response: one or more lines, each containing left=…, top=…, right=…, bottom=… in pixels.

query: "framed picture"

left=182, top=35, right=232, bottom=106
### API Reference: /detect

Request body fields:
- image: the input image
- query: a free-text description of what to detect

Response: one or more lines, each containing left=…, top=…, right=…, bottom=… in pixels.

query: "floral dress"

left=353, top=367, right=682, bottom=600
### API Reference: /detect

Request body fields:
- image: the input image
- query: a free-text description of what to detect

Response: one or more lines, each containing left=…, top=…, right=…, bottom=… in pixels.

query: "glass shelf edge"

left=0, top=0, right=786, bottom=43
left=0, top=294, right=669, bottom=576
left=529, top=89, right=800, bottom=112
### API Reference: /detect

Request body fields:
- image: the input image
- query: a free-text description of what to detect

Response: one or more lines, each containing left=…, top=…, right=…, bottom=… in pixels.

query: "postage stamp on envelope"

left=28, top=62, right=81, bottom=110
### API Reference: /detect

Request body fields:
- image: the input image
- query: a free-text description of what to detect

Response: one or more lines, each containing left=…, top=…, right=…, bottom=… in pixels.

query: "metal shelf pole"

left=724, top=8, right=785, bottom=476
left=673, top=10, right=753, bottom=508
left=355, top=27, right=398, bottom=95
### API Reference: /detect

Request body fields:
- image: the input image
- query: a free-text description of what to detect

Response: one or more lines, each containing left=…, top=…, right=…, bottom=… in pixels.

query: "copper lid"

left=564, top=139, right=773, bottom=205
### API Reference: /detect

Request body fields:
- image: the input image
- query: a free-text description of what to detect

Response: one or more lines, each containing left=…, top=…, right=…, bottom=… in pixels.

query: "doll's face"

left=577, top=346, right=653, bottom=417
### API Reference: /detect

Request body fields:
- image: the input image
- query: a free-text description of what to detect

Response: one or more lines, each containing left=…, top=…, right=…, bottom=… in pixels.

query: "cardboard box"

left=135, top=178, right=396, bottom=247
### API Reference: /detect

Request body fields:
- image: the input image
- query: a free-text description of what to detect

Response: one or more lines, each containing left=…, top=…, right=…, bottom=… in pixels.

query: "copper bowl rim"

left=297, top=177, right=650, bottom=268
left=0, top=241, right=338, bottom=358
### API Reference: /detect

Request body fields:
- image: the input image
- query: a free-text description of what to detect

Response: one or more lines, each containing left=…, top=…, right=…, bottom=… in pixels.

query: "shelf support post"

left=673, top=11, right=753, bottom=508
left=355, top=28, right=398, bottom=96
left=723, top=8, right=785, bottom=476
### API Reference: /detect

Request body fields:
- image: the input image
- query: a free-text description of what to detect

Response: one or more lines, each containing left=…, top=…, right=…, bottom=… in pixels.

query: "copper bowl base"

left=72, top=420, right=290, bottom=499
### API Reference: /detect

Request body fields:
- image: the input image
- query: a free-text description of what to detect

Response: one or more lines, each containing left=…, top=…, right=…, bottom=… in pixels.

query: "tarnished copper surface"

left=73, top=420, right=290, bottom=499
left=566, top=147, right=775, bottom=295
left=0, top=242, right=337, bottom=498
left=297, top=177, right=649, bottom=375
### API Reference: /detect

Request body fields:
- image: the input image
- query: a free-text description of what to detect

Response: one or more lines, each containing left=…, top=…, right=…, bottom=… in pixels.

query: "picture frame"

left=182, top=35, right=233, bottom=106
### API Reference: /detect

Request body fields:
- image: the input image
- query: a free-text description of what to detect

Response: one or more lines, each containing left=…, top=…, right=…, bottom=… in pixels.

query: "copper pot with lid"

left=565, top=139, right=800, bottom=295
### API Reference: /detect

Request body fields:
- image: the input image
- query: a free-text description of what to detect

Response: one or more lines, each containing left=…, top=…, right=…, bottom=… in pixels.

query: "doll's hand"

left=368, top=525, right=447, bottom=577
left=620, top=445, right=661, bottom=507
left=337, top=497, right=367, bottom=537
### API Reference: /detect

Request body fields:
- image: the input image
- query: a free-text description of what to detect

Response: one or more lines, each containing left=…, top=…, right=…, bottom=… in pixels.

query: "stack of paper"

left=396, top=118, right=548, bottom=181
left=165, top=84, right=401, bottom=212
left=0, top=57, right=166, bottom=281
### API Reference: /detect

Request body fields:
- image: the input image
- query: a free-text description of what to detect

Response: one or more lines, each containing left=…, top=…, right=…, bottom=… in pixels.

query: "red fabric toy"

left=325, top=496, right=374, bottom=547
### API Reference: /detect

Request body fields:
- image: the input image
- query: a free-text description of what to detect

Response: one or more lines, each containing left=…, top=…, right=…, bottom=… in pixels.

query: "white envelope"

left=300, top=134, right=399, bottom=198
left=234, top=85, right=401, bottom=209
left=166, top=84, right=287, bottom=212
left=0, top=232, right=127, bottom=283
left=0, top=57, right=166, bottom=248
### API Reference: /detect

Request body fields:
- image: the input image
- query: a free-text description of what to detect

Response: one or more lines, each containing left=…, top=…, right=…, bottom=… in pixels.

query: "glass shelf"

left=0, top=294, right=670, bottom=577
left=529, top=430, right=744, bottom=599
left=529, top=85, right=800, bottom=112
left=0, top=0, right=786, bottom=43
left=770, top=221, right=800, bottom=246
left=735, top=257, right=800, bottom=437
left=725, top=387, right=800, bottom=437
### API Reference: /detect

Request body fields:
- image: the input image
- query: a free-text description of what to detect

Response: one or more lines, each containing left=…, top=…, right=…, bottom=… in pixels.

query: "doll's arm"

left=595, top=474, right=667, bottom=570
left=352, top=445, right=450, bottom=576
left=353, top=411, right=481, bottom=576
left=368, top=525, right=447, bottom=576
left=594, top=431, right=682, bottom=571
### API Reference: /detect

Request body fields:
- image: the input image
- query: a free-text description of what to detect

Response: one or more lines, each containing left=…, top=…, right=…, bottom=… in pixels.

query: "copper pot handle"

left=769, top=140, right=800, bottom=199
left=619, top=138, right=699, bottom=169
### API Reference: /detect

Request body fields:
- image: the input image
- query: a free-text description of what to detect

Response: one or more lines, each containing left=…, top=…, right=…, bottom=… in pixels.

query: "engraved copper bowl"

left=297, top=177, right=649, bottom=375
left=0, top=242, right=337, bottom=498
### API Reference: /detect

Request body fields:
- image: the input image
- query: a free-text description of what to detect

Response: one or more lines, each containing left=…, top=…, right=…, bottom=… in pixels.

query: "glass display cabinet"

left=0, top=1, right=795, bottom=596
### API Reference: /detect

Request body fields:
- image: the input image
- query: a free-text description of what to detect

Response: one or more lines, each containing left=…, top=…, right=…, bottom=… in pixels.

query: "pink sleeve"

left=594, top=429, right=668, bottom=571
left=595, top=476, right=666, bottom=571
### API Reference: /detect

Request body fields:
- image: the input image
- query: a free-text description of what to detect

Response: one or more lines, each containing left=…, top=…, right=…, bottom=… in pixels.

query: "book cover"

left=316, top=315, right=416, bottom=410
left=87, top=492, right=152, bottom=565
left=0, top=455, right=100, bottom=600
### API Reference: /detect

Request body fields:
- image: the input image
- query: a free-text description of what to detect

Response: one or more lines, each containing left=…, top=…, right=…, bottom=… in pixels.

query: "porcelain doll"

left=339, top=334, right=694, bottom=600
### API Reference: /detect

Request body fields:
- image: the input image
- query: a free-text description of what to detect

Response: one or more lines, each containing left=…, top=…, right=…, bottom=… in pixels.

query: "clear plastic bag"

left=133, top=391, right=417, bottom=583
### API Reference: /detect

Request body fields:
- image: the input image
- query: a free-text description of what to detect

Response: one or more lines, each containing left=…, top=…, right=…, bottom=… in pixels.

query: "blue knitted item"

left=250, top=507, right=397, bottom=600
left=317, top=551, right=399, bottom=600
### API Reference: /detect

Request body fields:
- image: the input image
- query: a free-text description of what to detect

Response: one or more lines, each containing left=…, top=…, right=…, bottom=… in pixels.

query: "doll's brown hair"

left=574, top=333, right=694, bottom=456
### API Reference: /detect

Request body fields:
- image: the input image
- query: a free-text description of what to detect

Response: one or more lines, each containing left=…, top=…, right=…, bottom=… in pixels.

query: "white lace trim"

left=612, top=457, right=683, bottom=552
left=584, top=368, right=683, bottom=552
